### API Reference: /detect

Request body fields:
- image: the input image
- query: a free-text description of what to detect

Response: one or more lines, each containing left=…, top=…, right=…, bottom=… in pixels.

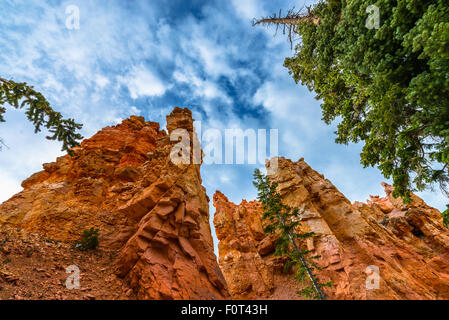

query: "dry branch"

left=252, top=7, right=320, bottom=48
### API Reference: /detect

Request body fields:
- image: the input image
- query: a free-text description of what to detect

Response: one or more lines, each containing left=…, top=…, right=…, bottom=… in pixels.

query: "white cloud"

left=119, top=66, right=168, bottom=99
left=252, top=63, right=328, bottom=158
left=178, top=19, right=235, bottom=80
left=95, top=75, right=110, bottom=88
left=0, top=109, right=64, bottom=203
left=0, top=172, right=22, bottom=203
left=129, top=106, right=141, bottom=115
left=219, top=173, right=231, bottom=184
left=173, top=68, right=231, bottom=105
left=42, top=74, right=65, bottom=93
left=231, top=0, right=264, bottom=21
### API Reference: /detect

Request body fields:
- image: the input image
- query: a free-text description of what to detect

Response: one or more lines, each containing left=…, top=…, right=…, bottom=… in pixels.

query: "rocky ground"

left=0, top=225, right=134, bottom=300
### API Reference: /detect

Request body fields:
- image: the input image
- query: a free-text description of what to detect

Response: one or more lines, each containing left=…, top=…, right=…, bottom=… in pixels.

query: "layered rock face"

left=115, top=108, right=228, bottom=299
left=3, top=107, right=449, bottom=300
left=0, top=107, right=228, bottom=300
left=214, top=157, right=449, bottom=300
left=213, top=192, right=299, bottom=299
left=0, top=115, right=162, bottom=244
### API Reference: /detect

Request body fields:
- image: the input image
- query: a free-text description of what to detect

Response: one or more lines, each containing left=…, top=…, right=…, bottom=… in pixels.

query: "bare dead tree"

left=252, top=6, right=321, bottom=48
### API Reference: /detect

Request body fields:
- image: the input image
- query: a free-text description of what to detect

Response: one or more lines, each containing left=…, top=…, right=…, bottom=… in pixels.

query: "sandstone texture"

left=0, top=107, right=228, bottom=300
left=2, top=107, right=449, bottom=300
left=213, top=191, right=299, bottom=299
left=214, top=157, right=449, bottom=300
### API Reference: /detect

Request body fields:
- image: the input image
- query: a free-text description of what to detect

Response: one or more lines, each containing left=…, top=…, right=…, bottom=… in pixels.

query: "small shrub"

left=74, top=228, right=99, bottom=251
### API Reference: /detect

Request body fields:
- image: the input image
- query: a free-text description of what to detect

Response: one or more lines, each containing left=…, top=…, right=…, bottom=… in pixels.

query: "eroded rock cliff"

left=214, top=157, right=449, bottom=300
left=0, top=107, right=229, bottom=300
left=213, top=191, right=299, bottom=299
left=2, top=109, right=449, bottom=300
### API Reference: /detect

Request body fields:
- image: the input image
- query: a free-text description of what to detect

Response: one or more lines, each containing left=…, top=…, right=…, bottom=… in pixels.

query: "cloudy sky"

left=0, top=0, right=446, bottom=252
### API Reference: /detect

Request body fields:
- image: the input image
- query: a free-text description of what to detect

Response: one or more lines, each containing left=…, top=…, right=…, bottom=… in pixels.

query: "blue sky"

left=0, top=0, right=447, bottom=253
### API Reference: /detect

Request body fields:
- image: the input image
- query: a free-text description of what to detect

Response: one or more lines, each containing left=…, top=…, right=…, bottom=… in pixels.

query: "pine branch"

left=0, top=77, right=83, bottom=155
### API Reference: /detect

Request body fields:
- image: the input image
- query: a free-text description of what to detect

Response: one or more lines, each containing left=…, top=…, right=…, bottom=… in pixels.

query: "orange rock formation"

left=213, top=191, right=299, bottom=299
left=214, top=157, right=449, bottom=300
left=0, top=107, right=229, bottom=300
left=2, top=108, right=449, bottom=300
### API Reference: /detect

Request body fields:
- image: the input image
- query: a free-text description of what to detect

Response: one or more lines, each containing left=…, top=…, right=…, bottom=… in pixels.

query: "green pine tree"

left=253, top=169, right=332, bottom=300
left=0, top=78, right=83, bottom=154
left=254, top=0, right=449, bottom=225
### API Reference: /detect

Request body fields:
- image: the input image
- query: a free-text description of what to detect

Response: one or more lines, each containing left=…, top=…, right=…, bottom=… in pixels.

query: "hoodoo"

left=0, top=107, right=229, bottom=300
left=214, top=157, right=449, bottom=300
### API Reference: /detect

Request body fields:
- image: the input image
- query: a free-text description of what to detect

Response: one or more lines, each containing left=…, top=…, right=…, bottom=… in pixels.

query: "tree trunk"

left=278, top=214, right=327, bottom=300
